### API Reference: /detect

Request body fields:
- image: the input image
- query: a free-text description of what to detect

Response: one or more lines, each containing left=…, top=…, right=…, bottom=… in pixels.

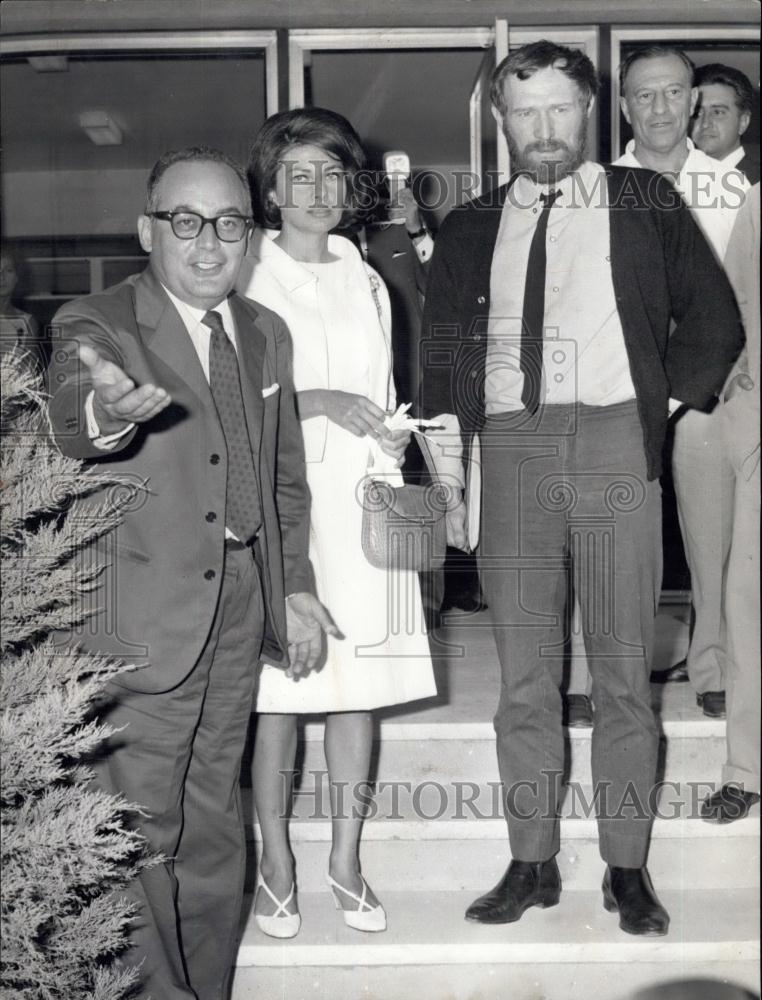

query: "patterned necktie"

left=520, top=188, right=560, bottom=414
left=203, top=310, right=262, bottom=543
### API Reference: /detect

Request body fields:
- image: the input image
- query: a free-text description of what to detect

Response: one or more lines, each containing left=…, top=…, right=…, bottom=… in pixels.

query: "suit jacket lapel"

left=133, top=269, right=267, bottom=462
left=135, top=267, right=214, bottom=414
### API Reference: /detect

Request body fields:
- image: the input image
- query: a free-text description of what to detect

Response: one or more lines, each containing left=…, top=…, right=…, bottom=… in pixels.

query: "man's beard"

left=504, top=116, right=588, bottom=185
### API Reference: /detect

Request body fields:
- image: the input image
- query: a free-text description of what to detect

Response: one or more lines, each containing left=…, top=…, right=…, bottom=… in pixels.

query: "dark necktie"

left=203, top=310, right=262, bottom=543
left=520, top=188, right=560, bottom=414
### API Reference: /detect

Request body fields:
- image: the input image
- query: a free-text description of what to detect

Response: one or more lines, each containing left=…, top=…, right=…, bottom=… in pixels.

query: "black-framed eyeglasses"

left=148, top=211, right=252, bottom=242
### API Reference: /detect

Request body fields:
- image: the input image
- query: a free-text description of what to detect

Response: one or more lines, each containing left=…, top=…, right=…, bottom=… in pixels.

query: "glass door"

left=0, top=31, right=276, bottom=326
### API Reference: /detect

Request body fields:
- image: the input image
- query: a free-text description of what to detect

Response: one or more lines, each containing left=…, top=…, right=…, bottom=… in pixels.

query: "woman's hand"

left=378, top=427, right=411, bottom=466
left=303, top=389, right=387, bottom=438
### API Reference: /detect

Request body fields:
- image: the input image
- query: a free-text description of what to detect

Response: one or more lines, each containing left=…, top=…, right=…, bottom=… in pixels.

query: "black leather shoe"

left=701, top=785, right=760, bottom=824
left=465, top=858, right=561, bottom=924
left=602, top=866, right=669, bottom=936
left=563, top=694, right=594, bottom=728
left=696, top=690, right=726, bottom=718
left=649, top=658, right=689, bottom=683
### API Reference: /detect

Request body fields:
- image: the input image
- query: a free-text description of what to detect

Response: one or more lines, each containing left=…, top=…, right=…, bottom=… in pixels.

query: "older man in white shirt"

left=615, top=46, right=745, bottom=260
left=615, top=45, right=747, bottom=718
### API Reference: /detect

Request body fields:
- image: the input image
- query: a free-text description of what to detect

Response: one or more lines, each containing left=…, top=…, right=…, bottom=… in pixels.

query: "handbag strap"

left=367, top=268, right=383, bottom=322
left=365, top=264, right=441, bottom=486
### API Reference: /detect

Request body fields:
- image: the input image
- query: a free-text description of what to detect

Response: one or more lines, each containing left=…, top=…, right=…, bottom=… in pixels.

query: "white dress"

left=238, top=231, right=436, bottom=713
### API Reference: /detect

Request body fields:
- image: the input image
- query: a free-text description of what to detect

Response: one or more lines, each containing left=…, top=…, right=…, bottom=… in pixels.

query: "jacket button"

left=204, top=569, right=216, bottom=580
left=205, top=511, right=217, bottom=522
left=210, top=453, right=220, bottom=464
left=477, top=295, right=486, bottom=305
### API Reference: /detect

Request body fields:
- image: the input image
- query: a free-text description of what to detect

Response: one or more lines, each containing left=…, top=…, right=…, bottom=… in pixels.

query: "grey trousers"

left=94, top=545, right=264, bottom=1000
left=672, top=405, right=733, bottom=693
left=480, top=400, right=661, bottom=867
left=720, top=393, right=761, bottom=792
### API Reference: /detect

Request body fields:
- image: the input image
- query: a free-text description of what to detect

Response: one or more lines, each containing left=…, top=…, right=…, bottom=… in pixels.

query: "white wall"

left=2, top=169, right=146, bottom=237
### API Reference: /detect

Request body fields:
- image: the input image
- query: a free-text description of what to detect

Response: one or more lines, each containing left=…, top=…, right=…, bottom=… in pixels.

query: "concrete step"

left=273, top=718, right=727, bottom=788
left=232, top=887, right=760, bottom=1000
left=243, top=784, right=760, bottom=892
left=248, top=829, right=760, bottom=895
left=233, top=961, right=761, bottom=1000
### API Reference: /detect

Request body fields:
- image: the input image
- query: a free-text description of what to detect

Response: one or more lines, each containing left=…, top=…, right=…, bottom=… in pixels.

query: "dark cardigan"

left=418, top=165, right=744, bottom=480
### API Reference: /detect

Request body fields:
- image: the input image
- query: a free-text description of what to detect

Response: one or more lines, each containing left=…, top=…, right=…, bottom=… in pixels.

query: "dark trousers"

left=479, top=400, right=661, bottom=867
left=94, top=545, right=264, bottom=1000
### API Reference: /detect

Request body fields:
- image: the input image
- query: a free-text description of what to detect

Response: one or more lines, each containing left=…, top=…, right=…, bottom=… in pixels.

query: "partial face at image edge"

left=0, top=253, right=19, bottom=301
left=692, top=82, right=751, bottom=161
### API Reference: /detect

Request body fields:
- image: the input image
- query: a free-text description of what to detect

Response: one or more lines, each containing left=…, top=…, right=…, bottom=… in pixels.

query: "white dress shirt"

left=486, top=161, right=636, bottom=412
left=614, top=138, right=741, bottom=261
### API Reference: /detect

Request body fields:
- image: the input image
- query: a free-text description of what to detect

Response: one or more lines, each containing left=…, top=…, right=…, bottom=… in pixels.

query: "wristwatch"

left=406, top=225, right=428, bottom=241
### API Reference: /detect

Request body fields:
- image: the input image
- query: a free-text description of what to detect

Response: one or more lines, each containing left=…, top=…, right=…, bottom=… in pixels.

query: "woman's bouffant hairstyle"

left=247, top=107, right=366, bottom=229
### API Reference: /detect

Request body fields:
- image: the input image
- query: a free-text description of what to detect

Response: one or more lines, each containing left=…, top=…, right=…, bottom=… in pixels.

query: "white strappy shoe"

left=326, top=872, right=387, bottom=932
left=254, top=873, right=301, bottom=939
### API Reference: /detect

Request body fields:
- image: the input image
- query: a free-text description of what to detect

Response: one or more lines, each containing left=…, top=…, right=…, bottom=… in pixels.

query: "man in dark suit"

left=418, top=42, right=742, bottom=936
left=362, top=182, right=432, bottom=405
left=48, top=146, right=334, bottom=999
left=692, top=63, right=760, bottom=185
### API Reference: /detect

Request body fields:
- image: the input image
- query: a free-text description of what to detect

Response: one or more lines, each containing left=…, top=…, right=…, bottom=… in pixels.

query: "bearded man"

left=418, top=41, right=742, bottom=937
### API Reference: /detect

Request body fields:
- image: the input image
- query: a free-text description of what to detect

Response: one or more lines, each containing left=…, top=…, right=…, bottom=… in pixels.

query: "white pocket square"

left=262, top=382, right=280, bottom=398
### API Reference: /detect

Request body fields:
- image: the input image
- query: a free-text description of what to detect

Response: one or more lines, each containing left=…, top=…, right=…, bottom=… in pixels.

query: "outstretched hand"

left=284, top=592, right=340, bottom=679
left=79, top=342, right=171, bottom=435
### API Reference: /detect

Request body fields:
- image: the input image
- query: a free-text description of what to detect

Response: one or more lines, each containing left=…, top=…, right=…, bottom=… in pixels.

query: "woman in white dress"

left=239, top=108, right=436, bottom=937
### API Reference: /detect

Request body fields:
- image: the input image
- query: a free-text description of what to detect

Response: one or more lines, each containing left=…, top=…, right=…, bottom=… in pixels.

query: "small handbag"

left=361, top=474, right=448, bottom=572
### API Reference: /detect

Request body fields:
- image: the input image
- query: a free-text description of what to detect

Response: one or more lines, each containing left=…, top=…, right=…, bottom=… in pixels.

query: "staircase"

left=232, top=607, right=760, bottom=1000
